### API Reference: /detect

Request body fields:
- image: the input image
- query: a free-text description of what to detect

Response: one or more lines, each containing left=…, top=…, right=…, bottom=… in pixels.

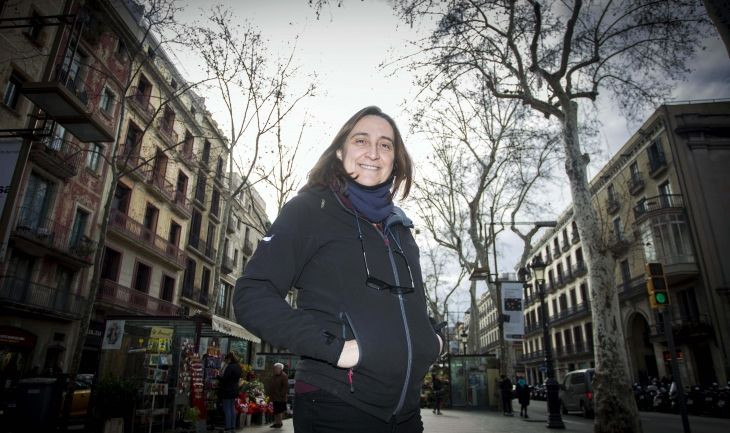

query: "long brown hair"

left=306, top=106, right=413, bottom=199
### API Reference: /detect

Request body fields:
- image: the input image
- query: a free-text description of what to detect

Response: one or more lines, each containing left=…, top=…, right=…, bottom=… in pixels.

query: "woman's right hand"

left=336, top=339, right=359, bottom=368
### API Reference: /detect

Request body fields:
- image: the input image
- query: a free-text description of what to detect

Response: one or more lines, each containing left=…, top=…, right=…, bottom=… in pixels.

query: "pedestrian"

left=218, top=352, right=242, bottom=433
left=431, top=374, right=444, bottom=415
left=266, top=362, right=289, bottom=428
left=499, top=375, right=514, bottom=416
left=234, top=106, right=444, bottom=433
left=515, top=376, right=530, bottom=418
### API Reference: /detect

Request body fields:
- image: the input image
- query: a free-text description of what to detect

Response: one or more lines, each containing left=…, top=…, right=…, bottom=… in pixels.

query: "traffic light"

left=645, top=262, right=669, bottom=309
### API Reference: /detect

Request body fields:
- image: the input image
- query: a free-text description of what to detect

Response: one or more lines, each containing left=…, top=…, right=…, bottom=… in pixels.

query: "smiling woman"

left=234, top=106, right=445, bottom=433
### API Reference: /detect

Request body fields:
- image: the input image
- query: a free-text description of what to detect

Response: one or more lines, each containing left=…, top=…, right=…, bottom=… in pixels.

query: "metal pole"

left=662, top=308, right=691, bottom=433
left=540, top=280, right=565, bottom=429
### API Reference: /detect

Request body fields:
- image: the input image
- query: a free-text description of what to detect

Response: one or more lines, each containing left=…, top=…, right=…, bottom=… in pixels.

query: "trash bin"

left=15, top=377, right=63, bottom=430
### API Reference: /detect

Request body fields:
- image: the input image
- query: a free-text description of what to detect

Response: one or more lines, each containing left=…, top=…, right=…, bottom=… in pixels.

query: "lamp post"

left=460, top=330, right=468, bottom=355
left=528, top=256, right=565, bottom=429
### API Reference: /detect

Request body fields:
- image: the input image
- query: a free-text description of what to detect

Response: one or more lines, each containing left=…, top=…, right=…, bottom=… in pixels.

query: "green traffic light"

left=655, top=292, right=668, bottom=304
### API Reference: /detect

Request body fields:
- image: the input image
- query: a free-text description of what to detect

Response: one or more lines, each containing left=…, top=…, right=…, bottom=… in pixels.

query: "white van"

left=559, top=368, right=595, bottom=418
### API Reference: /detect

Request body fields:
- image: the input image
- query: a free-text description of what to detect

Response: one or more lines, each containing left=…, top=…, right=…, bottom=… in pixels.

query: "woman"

left=234, top=106, right=442, bottom=433
left=431, top=374, right=444, bottom=415
left=218, top=352, right=242, bottom=433
left=516, top=376, right=530, bottom=418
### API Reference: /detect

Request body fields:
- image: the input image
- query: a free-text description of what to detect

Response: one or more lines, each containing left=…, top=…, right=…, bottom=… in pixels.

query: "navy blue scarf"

left=344, top=178, right=394, bottom=223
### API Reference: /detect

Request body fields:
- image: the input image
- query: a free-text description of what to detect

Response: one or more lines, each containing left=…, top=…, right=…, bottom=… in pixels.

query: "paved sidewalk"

left=235, top=406, right=593, bottom=433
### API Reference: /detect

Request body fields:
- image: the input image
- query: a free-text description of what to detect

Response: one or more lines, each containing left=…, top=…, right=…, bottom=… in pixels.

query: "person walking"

left=499, top=375, right=514, bottom=416
left=266, top=362, right=289, bottom=428
left=218, top=353, right=242, bottom=433
left=515, top=376, right=530, bottom=418
left=234, top=106, right=444, bottom=433
left=431, top=374, right=444, bottom=415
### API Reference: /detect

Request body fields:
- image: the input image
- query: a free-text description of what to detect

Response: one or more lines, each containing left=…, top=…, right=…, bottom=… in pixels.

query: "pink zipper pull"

left=347, top=368, right=355, bottom=393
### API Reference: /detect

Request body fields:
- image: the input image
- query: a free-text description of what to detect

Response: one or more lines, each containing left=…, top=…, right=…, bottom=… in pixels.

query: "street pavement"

left=235, top=399, right=730, bottom=433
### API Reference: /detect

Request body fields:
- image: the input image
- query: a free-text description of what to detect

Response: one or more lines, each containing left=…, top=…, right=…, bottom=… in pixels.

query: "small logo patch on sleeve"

left=262, top=235, right=274, bottom=242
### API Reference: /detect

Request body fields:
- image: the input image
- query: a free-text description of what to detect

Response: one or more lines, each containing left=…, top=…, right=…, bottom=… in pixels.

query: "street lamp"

left=528, top=256, right=565, bottom=429
left=460, top=330, right=468, bottom=355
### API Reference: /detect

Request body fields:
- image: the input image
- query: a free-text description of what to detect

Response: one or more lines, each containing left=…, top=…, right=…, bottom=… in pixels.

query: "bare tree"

left=393, top=1, right=710, bottom=431
left=185, top=6, right=316, bottom=311
left=412, top=82, right=557, bottom=377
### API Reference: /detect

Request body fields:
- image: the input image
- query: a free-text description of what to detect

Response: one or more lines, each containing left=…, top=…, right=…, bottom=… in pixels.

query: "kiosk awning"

left=211, top=315, right=260, bottom=343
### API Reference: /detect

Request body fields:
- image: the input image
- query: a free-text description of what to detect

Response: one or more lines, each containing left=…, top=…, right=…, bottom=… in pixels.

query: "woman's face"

left=337, top=115, right=395, bottom=187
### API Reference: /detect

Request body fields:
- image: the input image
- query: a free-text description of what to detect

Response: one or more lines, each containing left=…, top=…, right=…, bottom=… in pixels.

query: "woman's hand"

left=337, top=339, right=360, bottom=368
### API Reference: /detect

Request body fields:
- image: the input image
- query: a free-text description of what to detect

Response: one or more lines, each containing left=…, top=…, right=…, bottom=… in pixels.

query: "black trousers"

left=293, top=389, right=423, bottom=433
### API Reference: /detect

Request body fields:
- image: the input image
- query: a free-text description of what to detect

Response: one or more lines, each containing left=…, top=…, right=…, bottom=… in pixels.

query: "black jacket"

left=233, top=186, right=440, bottom=422
left=219, top=361, right=242, bottom=399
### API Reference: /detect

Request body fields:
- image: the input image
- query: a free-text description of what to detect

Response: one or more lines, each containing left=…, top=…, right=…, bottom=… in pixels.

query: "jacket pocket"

left=339, top=311, right=363, bottom=370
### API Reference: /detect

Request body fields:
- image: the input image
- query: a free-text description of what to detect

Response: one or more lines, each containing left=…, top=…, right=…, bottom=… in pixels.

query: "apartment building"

left=520, top=101, right=730, bottom=387
left=0, top=0, right=126, bottom=376
left=0, top=0, right=268, bottom=378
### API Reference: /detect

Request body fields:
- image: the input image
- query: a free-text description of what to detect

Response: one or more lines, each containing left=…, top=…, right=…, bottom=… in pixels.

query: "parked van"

left=559, top=368, right=594, bottom=418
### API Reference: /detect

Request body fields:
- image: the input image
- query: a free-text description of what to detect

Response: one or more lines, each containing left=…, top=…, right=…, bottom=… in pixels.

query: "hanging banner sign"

left=501, top=282, right=525, bottom=341
left=102, top=320, right=125, bottom=350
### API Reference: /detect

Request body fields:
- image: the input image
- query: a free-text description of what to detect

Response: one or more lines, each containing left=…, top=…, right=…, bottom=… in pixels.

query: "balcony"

left=221, top=254, right=234, bottom=274
left=108, top=209, right=186, bottom=269
left=607, top=232, right=632, bottom=256
left=178, top=148, right=196, bottom=169
left=618, top=276, right=646, bottom=301
left=0, top=276, right=86, bottom=320
left=97, top=279, right=180, bottom=316
left=145, top=170, right=176, bottom=204
left=562, top=243, right=571, bottom=253
left=549, top=302, right=591, bottom=327
left=650, top=314, right=714, bottom=344
left=564, top=269, right=576, bottom=284
left=20, top=66, right=114, bottom=142
left=156, top=117, right=179, bottom=148
left=556, top=343, right=594, bottom=359
left=553, top=247, right=561, bottom=259
left=633, top=194, right=684, bottom=223
left=172, top=190, right=192, bottom=218
left=126, top=87, right=155, bottom=123
left=606, top=197, right=620, bottom=215
left=181, top=284, right=209, bottom=308
left=571, top=231, right=580, bottom=244
left=627, top=172, right=645, bottom=195
left=648, top=153, right=668, bottom=178
left=187, top=236, right=217, bottom=263
left=226, top=217, right=236, bottom=234
left=518, top=350, right=545, bottom=364
left=116, top=145, right=147, bottom=180
left=29, top=135, right=82, bottom=179
left=11, top=206, right=95, bottom=267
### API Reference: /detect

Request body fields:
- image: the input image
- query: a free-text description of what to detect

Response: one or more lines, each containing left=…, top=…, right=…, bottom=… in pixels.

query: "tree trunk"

left=561, top=101, right=641, bottom=433
left=468, top=279, right=479, bottom=353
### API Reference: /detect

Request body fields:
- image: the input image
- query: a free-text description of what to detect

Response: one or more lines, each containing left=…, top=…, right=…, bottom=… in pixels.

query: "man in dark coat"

left=499, top=375, right=514, bottom=416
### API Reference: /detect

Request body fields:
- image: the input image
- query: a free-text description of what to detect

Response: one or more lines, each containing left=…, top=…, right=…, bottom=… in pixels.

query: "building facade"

left=520, top=101, right=730, bottom=387
left=0, top=0, right=267, bottom=380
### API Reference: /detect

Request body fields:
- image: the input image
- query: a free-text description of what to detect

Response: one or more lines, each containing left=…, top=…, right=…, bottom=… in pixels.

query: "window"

left=183, top=259, right=196, bottom=296
left=170, top=78, right=178, bottom=90
left=607, top=183, right=616, bottom=201
left=25, top=12, right=44, bottom=42
left=176, top=171, right=188, bottom=202
left=169, top=221, right=181, bottom=247
left=579, top=283, right=588, bottom=303
left=147, top=46, right=156, bottom=59
left=151, top=149, right=168, bottom=181
left=143, top=203, right=159, bottom=236
left=133, top=262, right=152, bottom=293
left=620, top=260, right=631, bottom=287
left=658, top=181, right=673, bottom=207
left=100, top=87, right=115, bottom=113
left=101, top=247, right=122, bottom=282
left=202, top=140, right=211, bottom=164
left=112, top=183, right=131, bottom=213
left=211, top=188, right=220, bottom=217
left=3, top=71, right=23, bottom=109
left=677, top=288, right=700, bottom=322
left=206, top=224, right=216, bottom=257
left=122, top=123, right=141, bottom=157
left=183, top=131, right=194, bottom=156
left=49, top=124, right=66, bottom=151
left=195, top=170, right=206, bottom=203
left=116, top=38, right=127, bottom=57
left=569, top=289, right=577, bottom=307
left=630, top=161, right=640, bottom=178
left=86, top=143, right=103, bottom=171
left=136, top=75, right=152, bottom=103
left=70, top=208, right=89, bottom=248
left=201, top=267, right=211, bottom=304
left=161, top=275, right=175, bottom=302
left=189, top=209, right=202, bottom=244
left=647, top=140, right=666, bottom=168
left=612, top=217, right=623, bottom=240
left=19, top=172, right=53, bottom=230
left=216, top=156, right=224, bottom=179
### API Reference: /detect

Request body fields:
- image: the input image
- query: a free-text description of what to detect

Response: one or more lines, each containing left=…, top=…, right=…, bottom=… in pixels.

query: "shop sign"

left=0, top=326, right=36, bottom=350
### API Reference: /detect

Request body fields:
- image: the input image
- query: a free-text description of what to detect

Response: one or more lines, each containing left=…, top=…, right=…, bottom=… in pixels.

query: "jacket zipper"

left=340, top=311, right=362, bottom=393
left=379, top=227, right=413, bottom=417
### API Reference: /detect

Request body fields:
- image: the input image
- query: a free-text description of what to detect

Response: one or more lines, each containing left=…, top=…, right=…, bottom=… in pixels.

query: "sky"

left=173, top=0, right=730, bottom=317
